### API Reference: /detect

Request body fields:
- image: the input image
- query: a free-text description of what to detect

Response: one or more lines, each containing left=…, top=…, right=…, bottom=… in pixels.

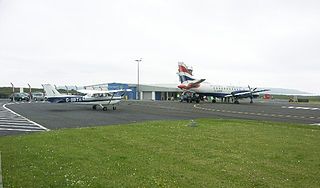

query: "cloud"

left=0, top=0, right=319, bottom=93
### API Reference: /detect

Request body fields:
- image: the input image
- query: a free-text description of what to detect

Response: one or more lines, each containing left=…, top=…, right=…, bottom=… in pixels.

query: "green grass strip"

left=0, top=151, right=3, bottom=188
left=0, top=119, right=320, bottom=187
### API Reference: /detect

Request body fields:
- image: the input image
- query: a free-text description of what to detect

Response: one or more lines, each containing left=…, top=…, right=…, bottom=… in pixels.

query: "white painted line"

left=283, top=106, right=320, bottom=111
left=0, top=121, right=35, bottom=125
left=0, top=125, right=44, bottom=129
left=0, top=128, right=44, bottom=132
left=0, top=119, right=32, bottom=123
left=2, top=104, right=49, bottom=131
left=310, top=123, right=320, bottom=126
left=194, top=104, right=319, bottom=122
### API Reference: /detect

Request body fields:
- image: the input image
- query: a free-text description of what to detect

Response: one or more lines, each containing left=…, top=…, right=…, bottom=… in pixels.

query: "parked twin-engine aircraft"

left=43, top=84, right=131, bottom=111
left=177, top=62, right=269, bottom=104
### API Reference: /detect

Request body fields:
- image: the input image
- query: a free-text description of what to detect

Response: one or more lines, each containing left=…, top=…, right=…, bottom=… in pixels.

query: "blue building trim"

left=107, top=83, right=136, bottom=100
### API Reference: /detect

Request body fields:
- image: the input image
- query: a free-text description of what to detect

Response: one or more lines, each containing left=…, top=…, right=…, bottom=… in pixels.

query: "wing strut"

left=108, top=93, right=115, bottom=105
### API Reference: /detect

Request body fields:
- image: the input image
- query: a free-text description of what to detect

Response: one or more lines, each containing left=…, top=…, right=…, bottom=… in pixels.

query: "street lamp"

left=28, top=83, right=32, bottom=100
left=135, top=58, right=142, bottom=100
left=10, top=83, right=15, bottom=102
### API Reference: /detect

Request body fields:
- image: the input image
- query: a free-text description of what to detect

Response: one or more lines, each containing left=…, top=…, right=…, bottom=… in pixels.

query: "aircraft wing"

left=252, top=89, right=270, bottom=93
left=224, top=89, right=270, bottom=98
left=108, top=89, right=132, bottom=93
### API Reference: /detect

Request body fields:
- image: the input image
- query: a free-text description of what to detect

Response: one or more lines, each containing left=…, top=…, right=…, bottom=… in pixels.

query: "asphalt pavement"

left=1, top=99, right=320, bottom=136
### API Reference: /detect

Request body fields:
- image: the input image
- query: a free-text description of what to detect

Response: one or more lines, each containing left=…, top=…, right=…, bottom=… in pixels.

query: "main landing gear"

left=210, top=97, right=253, bottom=104
left=92, top=105, right=117, bottom=111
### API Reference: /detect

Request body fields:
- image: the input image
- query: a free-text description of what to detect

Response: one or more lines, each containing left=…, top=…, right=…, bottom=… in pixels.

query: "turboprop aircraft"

left=177, top=62, right=269, bottom=104
left=43, top=84, right=131, bottom=111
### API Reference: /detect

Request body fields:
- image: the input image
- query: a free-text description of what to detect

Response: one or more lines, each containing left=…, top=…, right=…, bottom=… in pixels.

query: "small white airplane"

left=177, top=62, right=269, bottom=104
left=43, top=84, right=131, bottom=111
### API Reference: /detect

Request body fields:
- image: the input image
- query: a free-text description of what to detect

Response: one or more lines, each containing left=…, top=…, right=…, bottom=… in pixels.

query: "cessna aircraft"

left=43, top=84, right=131, bottom=111
left=177, top=62, right=269, bottom=104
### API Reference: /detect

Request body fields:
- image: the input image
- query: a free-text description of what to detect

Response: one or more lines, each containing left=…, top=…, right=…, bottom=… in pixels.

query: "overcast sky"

left=0, top=0, right=319, bottom=94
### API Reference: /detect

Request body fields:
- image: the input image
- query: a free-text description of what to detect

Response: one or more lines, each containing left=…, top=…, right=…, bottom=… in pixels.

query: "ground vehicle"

left=180, top=91, right=200, bottom=103
left=9, top=93, right=30, bottom=101
left=32, top=92, right=45, bottom=101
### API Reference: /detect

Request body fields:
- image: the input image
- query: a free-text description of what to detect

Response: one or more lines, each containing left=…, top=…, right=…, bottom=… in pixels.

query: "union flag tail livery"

left=177, top=62, right=269, bottom=104
left=178, top=62, right=193, bottom=76
left=177, top=62, right=206, bottom=90
left=178, top=62, right=195, bottom=83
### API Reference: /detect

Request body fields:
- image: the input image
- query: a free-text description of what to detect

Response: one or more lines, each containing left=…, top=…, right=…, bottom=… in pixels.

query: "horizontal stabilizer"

left=191, top=79, right=206, bottom=85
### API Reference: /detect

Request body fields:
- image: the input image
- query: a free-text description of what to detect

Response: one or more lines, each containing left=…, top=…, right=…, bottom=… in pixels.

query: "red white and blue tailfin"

left=177, top=62, right=206, bottom=90
left=177, top=62, right=195, bottom=83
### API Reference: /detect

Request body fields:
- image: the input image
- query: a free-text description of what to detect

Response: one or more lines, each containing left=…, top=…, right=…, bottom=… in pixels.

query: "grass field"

left=0, top=119, right=319, bottom=187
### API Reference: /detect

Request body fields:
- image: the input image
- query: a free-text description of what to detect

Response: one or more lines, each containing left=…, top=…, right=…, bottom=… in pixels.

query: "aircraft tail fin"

left=177, top=62, right=196, bottom=83
left=43, top=84, right=62, bottom=96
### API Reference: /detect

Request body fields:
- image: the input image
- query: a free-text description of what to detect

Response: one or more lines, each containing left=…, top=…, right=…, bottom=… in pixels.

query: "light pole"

left=28, top=83, right=32, bottom=100
left=10, top=83, right=15, bottom=102
left=135, top=58, right=142, bottom=100
left=65, top=85, right=69, bottom=94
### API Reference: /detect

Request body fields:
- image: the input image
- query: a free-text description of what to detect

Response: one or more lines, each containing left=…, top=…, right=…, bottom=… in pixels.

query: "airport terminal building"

left=85, top=83, right=182, bottom=101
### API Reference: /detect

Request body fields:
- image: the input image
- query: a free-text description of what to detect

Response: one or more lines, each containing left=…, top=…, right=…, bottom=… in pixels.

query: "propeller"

left=248, top=85, right=257, bottom=103
left=248, top=85, right=257, bottom=92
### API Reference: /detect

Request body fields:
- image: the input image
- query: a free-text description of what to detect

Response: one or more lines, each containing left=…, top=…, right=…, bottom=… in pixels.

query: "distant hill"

left=1, top=84, right=316, bottom=98
left=0, top=87, right=43, bottom=98
left=266, top=87, right=313, bottom=95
